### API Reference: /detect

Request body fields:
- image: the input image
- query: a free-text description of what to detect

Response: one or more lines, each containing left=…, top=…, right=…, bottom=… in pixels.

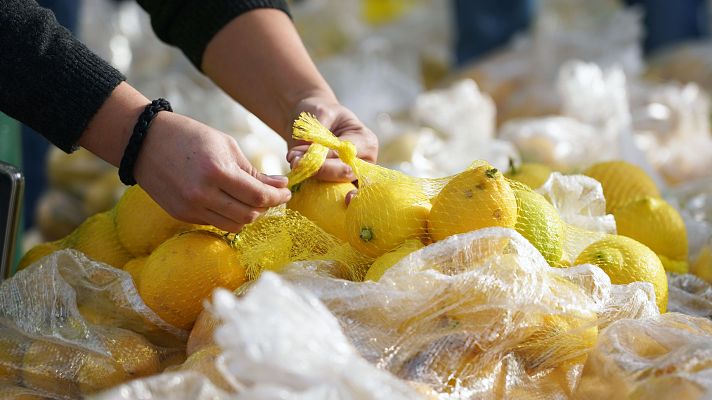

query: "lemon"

left=114, top=185, right=197, bottom=257
left=505, top=160, right=552, bottom=189
left=364, top=239, right=424, bottom=281
left=178, top=345, right=233, bottom=392
left=345, top=180, right=430, bottom=258
left=0, top=383, right=48, bottom=399
left=138, top=230, right=246, bottom=330
left=429, top=165, right=518, bottom=242
left=516, top=314, right=598, bottom=370
left=584, top=161, right=660, bottom=213
left=287, top=178, right=355, bottom=241
left=613, top=197, right=688, bottom=273
left=513, top=188, right=564, bottom=266
left=122, top=257, right=147, bottom=286
left=187, top=309, right=220, bottom=356
left=0, top=329, right=26, bottom=384
left=575, top=235, right=668, bottom=313
left=22, top=340, right=79, bottom=397
left=657, top=255, right=689, bottom=275
left=68, top=211, right=132, bottom=269
left=691, top=245, right=712, bottom=283
left=16, top=241, right=62, bottom=271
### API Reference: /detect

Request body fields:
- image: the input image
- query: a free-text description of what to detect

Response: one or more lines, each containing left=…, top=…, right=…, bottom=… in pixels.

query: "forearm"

left=77, top=82, right=150, bottom=167
left=202, top=9, right=336, bottom=139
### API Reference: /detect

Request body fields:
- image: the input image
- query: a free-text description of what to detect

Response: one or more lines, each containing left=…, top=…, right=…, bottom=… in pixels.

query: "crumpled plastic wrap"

left=575, top=312, right=712, bottom=399
left=667, top=273, right=712, bottom=319
left=95, top=273, right=423, bottom=400
left=95, top=227, right=672, bottom=399
left=0, top=250, right=186, bottom=399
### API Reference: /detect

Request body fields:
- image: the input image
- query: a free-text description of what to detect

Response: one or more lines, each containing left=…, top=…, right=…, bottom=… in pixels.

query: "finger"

left=345, top=189, right=357, bottom=206
left=219, top=170, right=292, bottom=208
left=313, top=158, right=356, bottom=182
left=256, top=173, right=289, bottom=189
left=201, top=208, right=246, bottom=233
left=210, top=189, right=267, bottom=222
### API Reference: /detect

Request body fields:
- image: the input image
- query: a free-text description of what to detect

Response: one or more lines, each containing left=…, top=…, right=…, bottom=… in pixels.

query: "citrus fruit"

left=22, top=340, right=79, bottom=397
left=613, top=197, right=688, bottom=273
left=138, top=230, right=246, bottom=330
left=575, top=235, right=668, bottom=312
left=345, top=180, right=430, bottom=258
left=17, top=241, right=62, bottom=271
left=122, top=257, right=147, bottom=286
left=584, top=161, right=660, bottom=213
left=429, top=165, right=517, bottom=242
left=505, top=160, right=552, bottom=189
left=186, top=309, right=220, bottom=356
left=114, top=185, right=197, bottom=257
left=513, top=188, right=564, bottom=266
left=0, top=328, right=26, bottom=384
left=69, top=211, right=131, bottom=269
left=364, top=239, right=424, bottom=281
left=287, top=178, right=355, bottom=242
left=691, top=244, right=712, bottom=283
left=178, top=345, right=232, bottom=392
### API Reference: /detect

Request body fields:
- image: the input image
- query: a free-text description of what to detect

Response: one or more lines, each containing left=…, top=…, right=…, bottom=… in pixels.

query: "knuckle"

left=251, top=191, right=270, bottom=207
left=182, top=186, right=206, bottom=205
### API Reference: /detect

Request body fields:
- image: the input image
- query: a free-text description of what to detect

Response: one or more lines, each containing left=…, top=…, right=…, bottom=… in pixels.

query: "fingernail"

left=288, top=150, right=305, bottom=161
left=269, top=174, right=288, bottom=182
left=291, top=156, right=302, bottom=167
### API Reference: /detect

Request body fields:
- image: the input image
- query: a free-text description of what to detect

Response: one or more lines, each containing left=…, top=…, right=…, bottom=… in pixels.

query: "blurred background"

left=9, top=0, right=712, bottom=261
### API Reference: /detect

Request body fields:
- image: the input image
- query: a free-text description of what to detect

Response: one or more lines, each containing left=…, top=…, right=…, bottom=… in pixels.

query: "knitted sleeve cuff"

left=141, top=0, right=291, bottom=71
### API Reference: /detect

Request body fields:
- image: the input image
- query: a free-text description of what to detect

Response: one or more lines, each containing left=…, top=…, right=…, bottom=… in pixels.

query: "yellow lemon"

left=429, top=165, right=517, bottom=242
left=0, top=329, right=27, bottom=384
left=364, top=239, right=424, bottom=281
left=505, top=160, right=552, bottom=189
left=613, top=197, right=688, bottom=273
left=67, top=211, right=132, bottom=269
left=575, top=235, right=668, bottom=313
left=122, top=257, right=147, bottom=286
left=691, top=245, right=712, bottom=283
left=513, top=188, right=564, bottom=266
left=21, top=340, right=80, bottom=397
left=345, top=180, right=430, bottom=258
left=138, top=231, right=246, bottom=330
left=584, top=161, right=660, bottom=213
left=16, top=241, right=62, bottom=271
left=0, top=383, right=48, bottom=399
left=287, top=178, right=355, bottom=242
left=178, top=345, right=233, bottom=392
left=516, top=314, right=598, bottom=370
left=186, top=309, right=220, bottom=356
left=114, top=185, right=197, bottom=257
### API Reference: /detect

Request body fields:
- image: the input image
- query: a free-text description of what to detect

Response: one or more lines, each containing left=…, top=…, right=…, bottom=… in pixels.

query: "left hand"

left=286, top=96, right=378, bottom=182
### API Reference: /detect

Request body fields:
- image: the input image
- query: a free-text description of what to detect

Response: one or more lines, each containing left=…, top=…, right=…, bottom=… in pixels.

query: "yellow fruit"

left=138, top=231, right=246, bottom=330
left=429, top=165, right=518, bottom=242
left=513, top=188, right=564, bottom=266
left=505, top=160, right=552, bottom=189
left=178, top=345, right=233, bottom=392
left=83, top=171, right=124, bottom=216
left=287, top=178, right=355, bottom=241
left=658, top=254, right=689, bottom=275
left=584, top=161, right=660, bottom=213
left=16, top=241, right=62, bottom=271
left=613, top=197, right=688, bottom=272
left=0, top=383, right=48, bottom=399
left=68, top=211, right=132, bottom=269
left=691, top=245, right=712, bottom=283
left=516, top=314, right=598, bottom=370
left=122, top=257, right=147, bottom=286
left=364, top=239, right=424, bottom=281
left=187, top=309, right=220, bottom=356
left=345, top=180, right=430, bottom=258
left=575, top=235, right=668, bottom=313
left=0, top=329, right=26, bottom=384
left=114, top=185, right=197, bottom=257
left=21, top=340, right=79, bottom=397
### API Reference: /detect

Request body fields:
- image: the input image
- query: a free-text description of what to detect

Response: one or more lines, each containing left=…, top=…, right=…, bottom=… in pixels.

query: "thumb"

left=256, top=173, right=289, bottom=189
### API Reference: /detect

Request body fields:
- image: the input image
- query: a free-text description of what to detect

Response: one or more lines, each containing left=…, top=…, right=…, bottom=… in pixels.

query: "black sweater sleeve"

left=136, top=0, right=290, bottom=70
left=0, top=0, right=126, bottom=153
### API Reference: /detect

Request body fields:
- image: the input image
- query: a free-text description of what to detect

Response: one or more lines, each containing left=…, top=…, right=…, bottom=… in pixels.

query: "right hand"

left=133, top=112, right=291, bottom=232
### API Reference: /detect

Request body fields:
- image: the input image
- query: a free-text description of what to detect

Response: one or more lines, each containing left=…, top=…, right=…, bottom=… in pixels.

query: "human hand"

left=133, top=112, right=292, bottom=232
left=285, top=96, right=378, bottom=182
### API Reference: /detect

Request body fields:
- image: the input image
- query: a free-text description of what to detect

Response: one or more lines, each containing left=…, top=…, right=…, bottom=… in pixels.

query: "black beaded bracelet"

left=118, top=98, right=173, bottom=186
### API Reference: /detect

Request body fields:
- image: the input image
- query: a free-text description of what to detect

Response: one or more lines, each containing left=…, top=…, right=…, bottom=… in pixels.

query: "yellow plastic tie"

left=292, top=113, right=358, bottom=166
left=287, top=143, right=329, bottom=187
